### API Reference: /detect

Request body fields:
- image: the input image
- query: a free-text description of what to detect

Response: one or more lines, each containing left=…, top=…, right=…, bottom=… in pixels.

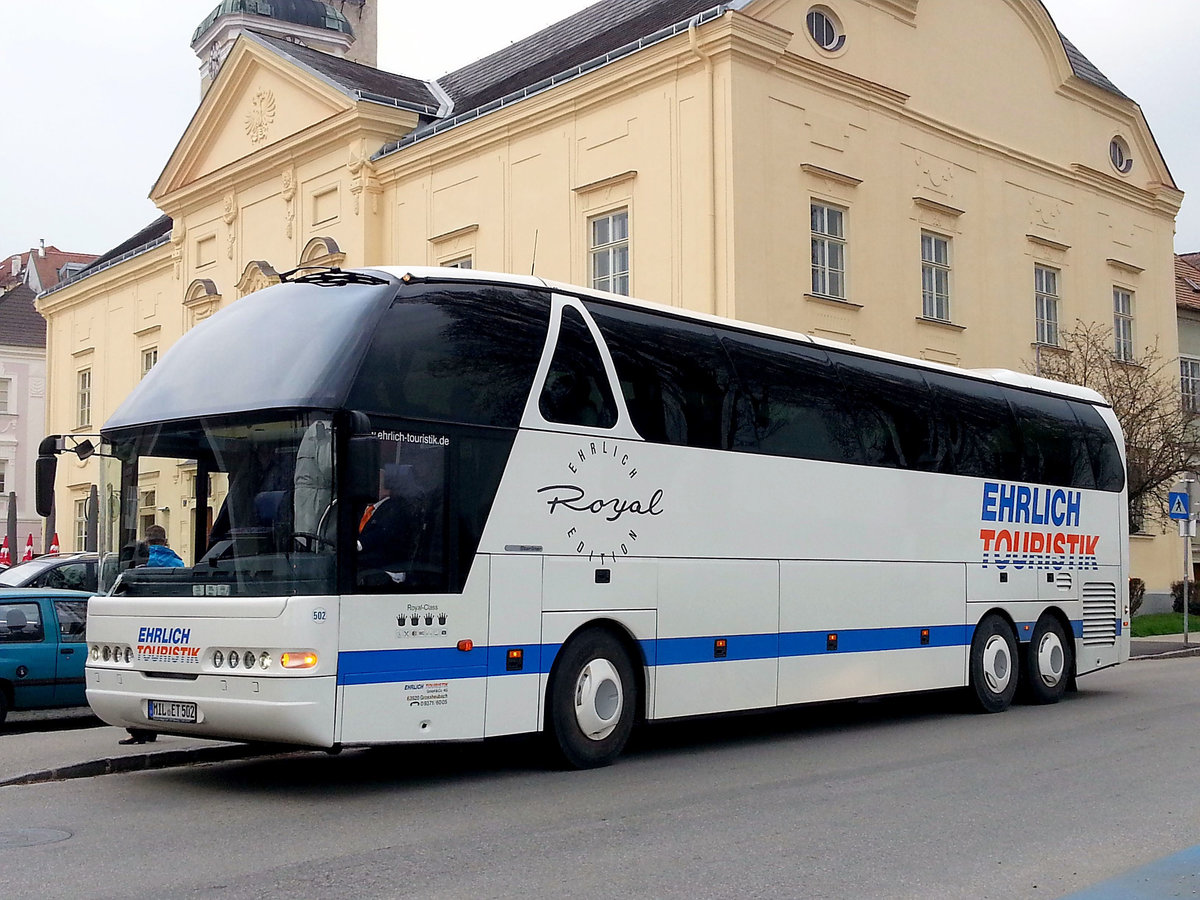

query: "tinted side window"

left=834, top=355, right=948, bottom=472
left=539, top=305, right=617, bottom=428
left=348, top=286, right=551, bottom=428
left=352, top=419, right=515, bottom=594
left=1070, top=401, right=1125, bottom=492
left=587, top=303, right=741, bottom=450
left=0, top=602, right=44, bottom=643
left=722, top=332, right=863, bottom=463
left=924, top=372, right=1022, bottom=481
left=1011, top=392, right=1092, bottom=487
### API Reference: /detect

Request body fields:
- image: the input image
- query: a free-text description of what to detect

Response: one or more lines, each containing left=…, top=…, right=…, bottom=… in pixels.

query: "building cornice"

left=36, top=245, right=172, bottom=318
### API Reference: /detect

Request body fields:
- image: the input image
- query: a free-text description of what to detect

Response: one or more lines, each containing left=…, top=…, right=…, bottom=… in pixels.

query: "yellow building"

left=37, top=0, right=1183, bottom=597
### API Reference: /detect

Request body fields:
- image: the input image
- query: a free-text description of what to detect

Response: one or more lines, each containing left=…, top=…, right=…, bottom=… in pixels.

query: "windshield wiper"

left=277, top=266, right=389, bottom=286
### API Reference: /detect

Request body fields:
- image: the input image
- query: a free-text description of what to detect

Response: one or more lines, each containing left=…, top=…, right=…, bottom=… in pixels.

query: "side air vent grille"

left=1082, top=582, right=1118, bottom=646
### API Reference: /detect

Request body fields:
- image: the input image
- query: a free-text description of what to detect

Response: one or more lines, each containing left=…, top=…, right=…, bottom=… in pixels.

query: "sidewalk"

left=1130, top=632, right=1200, bottom=659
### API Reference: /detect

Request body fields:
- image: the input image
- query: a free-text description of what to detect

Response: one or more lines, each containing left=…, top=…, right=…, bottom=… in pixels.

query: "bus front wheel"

left=1023, top=614, right=1073, bottom=705
left=969, top=614, right=1018, bottom=713
left=547, top=629, right=636, bottom=769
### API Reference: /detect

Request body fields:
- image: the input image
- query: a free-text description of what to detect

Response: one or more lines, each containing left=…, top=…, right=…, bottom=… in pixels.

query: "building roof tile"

left=0, top=283, right=47, bottom=348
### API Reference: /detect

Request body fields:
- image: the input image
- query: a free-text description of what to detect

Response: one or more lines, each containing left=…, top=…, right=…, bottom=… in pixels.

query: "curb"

left=1133, top=646, right=1200, bottom=661
left=0, top=743, right=293, bottom=788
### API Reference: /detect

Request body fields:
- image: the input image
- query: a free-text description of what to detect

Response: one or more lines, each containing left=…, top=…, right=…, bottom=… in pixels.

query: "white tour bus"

left=37, top=266, right=1129, bottom=767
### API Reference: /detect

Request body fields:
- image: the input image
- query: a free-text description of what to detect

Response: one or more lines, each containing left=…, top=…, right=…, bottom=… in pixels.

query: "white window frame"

left=1113, top=288, right=1134, bottom=362
left=74, top=498, right=88, bottom=552
left=141, top=347, right=158, bottom=379
left=1035, top=265, right=1060, bottom=346
left=1182, top=357, right=1200, bottom=413
left=0, top=377, right=9, bottom=413
left=0, top=459, right=6, bottom=495
left=811, top=202, right=847, bottom=300
left=921, top=231, right=951, bottom=322
left=443, top=256, right=473, bottom=270
left=589, top=209, right=630, bottom=296
left=76, top=369, right=92, bottom=429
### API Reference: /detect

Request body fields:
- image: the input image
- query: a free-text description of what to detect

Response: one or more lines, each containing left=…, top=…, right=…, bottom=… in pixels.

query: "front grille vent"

left=1082, top=582, right=1118, bottom=646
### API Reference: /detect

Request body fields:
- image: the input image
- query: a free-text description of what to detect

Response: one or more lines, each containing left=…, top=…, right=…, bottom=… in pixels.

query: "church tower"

left=192, top=0, right=379, bottom=94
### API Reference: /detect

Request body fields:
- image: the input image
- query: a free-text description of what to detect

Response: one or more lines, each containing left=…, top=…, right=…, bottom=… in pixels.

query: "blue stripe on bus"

left=337, top=619, right=1104, bottom=686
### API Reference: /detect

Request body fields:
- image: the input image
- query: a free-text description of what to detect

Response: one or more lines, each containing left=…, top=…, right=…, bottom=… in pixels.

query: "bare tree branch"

left=1029, top=322, right=1193, bottom=529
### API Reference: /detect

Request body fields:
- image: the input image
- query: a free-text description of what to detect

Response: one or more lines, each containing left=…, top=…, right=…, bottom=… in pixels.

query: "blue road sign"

left=1169, top=491, right=1190, bottom=520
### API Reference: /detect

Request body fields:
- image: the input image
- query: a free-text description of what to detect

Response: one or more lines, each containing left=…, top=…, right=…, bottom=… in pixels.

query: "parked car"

left=0, top=553, right=98, bottom=593
left=0, top=588, right=92, bottom=723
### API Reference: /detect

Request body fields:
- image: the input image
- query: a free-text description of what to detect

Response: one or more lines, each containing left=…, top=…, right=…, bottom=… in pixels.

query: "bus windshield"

left=99, top=414, right=336, bottom=597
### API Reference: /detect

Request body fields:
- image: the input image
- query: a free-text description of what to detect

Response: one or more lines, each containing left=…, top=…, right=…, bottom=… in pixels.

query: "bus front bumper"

left=86, top=667, right=336, bottom=747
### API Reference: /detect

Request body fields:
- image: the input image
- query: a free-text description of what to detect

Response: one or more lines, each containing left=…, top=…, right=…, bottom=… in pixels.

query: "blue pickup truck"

left=0, top=588, right=92, bottom=724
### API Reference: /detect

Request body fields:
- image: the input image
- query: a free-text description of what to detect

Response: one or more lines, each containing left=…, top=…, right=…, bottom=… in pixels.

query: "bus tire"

left=1023, top=614, right=1073, bottom=705
left=546, top=629, right=636, bottom=769
left=969, top=614, right=1018, bottom=713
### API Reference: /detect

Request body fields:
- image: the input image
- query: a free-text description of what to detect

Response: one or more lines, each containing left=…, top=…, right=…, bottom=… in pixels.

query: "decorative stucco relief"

left=348, top=140, right=380, bottom=215
left=223, top=190, right=238, bottom=260
left=282, top=168, right=297, bottom=238
left=245, top=88, right=276, bottom=145
left=171, top=221, right=186, bottom=279
left=237, top=260, right=281, bottom=297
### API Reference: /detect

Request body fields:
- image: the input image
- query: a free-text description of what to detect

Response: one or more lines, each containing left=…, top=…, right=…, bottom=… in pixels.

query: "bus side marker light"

left=920, top=629, right=930, bottom=646
left=506, top=648, right=524, bottom=671
left=714, top=638, right=727, bottom=659
left=281, top=651, right=318, bottom=669
left=457, top=640, right=474, bottom=652
left=826, top=634, right=838, bottom=652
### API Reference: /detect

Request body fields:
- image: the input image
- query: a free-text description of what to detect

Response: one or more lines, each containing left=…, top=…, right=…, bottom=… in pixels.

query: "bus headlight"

left=258, top=652, right=271, bottom=670
left=212, top=650, right=224, bottom=668
left=280, top=651, right=318, bottom=669
left=91, top=645, right=100, bottom=661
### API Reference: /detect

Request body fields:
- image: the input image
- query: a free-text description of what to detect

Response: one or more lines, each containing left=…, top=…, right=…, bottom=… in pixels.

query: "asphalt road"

left=2, top=658, right=1199, bottom=899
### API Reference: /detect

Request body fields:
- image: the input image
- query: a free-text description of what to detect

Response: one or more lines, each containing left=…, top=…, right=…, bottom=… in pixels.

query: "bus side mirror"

left=35, top=454, right=57, bottom=518
left=346, top=435, right=380, bottom=504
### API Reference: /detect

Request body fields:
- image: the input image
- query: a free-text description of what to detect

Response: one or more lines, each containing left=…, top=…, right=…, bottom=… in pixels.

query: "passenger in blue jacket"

left=145, top=524, right=183, bottom=568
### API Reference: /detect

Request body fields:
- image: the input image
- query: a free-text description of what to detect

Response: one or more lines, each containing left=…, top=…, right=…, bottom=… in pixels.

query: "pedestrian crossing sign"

left=1169, top=491, right=1190, bottom=520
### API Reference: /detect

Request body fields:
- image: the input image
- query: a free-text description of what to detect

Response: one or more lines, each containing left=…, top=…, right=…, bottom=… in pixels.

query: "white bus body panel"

left=336, top=558, right=491, bottom=744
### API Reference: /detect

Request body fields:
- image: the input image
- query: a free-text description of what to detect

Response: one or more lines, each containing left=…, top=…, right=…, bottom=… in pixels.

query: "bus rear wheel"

left=969, top=614, right=1018, bottom=713
left=547, top=629, right=636, bottom=769
left=1023, top=614, right=1073, bottom=705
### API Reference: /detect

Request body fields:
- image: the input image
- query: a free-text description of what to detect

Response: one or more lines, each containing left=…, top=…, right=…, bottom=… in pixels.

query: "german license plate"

left=147, top=700, right=197, bottom=723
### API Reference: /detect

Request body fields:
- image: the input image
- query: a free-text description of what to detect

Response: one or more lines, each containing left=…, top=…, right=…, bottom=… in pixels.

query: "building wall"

left=0, top=345, right=46, bottom=552
left=37, top=0, right=1184, bottom=591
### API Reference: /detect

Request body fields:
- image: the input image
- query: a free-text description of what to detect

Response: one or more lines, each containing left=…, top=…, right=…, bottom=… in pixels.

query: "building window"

left=1110, top=136, right=1133, bottom=174
left=141, top=347, right=158, bottom=379
left=811, top=203, right=847, bottom=299
left=806, top=7, right=845, bottom=51
left=1182, top=357, right=1200, bottom=413
left=590, top=210, right=629, bottom=296
left=74, top=498, right=87, bottom=552
left=0, top=378, right=9, bottom=413
left=0, top=460, right=6, bottom=494
left=1113, top=288, right=1134, bottom=361
left=920, top=232, right=951, bottom=321
left=76, top=369, right=91, bottom=429
left=444, top=257, right=473, bottom=269
left=1035, top=265, right=1060, bottom=346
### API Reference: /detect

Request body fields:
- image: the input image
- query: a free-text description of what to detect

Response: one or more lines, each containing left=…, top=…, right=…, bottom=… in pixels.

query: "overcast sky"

left=1, top=0, right=1196, bottom=259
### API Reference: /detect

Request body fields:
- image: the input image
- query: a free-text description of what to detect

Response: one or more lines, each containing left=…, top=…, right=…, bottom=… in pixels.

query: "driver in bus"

left=357, top=463, right=422, bottom=579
